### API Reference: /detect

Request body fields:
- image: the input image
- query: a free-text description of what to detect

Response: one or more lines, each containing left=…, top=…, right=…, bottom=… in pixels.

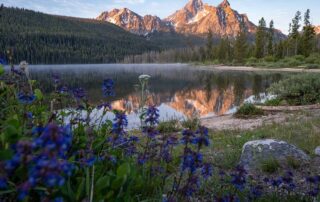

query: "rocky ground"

left=201, top=107, right=320, bottom=131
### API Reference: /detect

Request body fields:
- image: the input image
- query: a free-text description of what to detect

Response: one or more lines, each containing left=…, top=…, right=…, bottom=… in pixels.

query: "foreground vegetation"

left=1, top=60, right=320, bottom=201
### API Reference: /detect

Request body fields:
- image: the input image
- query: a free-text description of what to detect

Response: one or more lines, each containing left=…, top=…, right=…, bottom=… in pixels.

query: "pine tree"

left=290, top=11, right=302, bottom=55
left=206, top=30, right=214, bottom=61
left=275, top=41, right=284, bottom=59
left=267, top=20, right=274, bottom=56
left=234, top=22, right=247, bottom=64
left=255, top=18, right=267, bottom=58
left=302, top=9, right=316, bottom=56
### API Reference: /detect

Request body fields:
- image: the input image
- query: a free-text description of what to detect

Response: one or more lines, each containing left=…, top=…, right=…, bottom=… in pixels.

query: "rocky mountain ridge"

left=97, top=0, right=260, bottom=37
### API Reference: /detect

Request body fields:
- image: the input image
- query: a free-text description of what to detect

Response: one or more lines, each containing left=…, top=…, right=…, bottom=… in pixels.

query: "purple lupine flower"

left=250, top=185, right=263, bottom=199
left=0, top=176, right=8, bottom=189
left=17, top=182, right=32, bottom=200
left=145, top=105, right=160, bottom=126
left=230, top=166, right=247, bottom=191
left=0, top=57, right=7, bottom=65
left=58, top=86, right=69, bottom=94
left=17, top=92, right=36, bottom=104
left=6, top=124, right=75, bottom=199
left=271, top=177, right=283, bottom=187
left=308, top=188, right=320, bottom=197
left=201, top=163, right=213, bottom=179
left=181, top=129, right=196, bottom=144
left=102, top=79, right=115, bottom=97
left=73, top=88, right=86, bottom=100
left=11, top=67, right=23, bottom=76
left=181, top=150, right=203, bottom=174
left=143, top=127, right=159, bottom=138
left=111, top=111, right=128, bottom=137
left=97, top=102, right=112, bottom=110
left=180, top=175, right=200, bottom=197
left=52, top=73, right=60, bottom=85
left=194, top=126, right=210, bottom=147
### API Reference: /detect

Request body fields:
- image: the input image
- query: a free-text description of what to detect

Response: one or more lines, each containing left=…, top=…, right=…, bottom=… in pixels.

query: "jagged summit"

left=218, top=0, right=231, bottom=8
left=97, top=0, right=283, bottom=38
left=185, top=0, right=204, bottom=15
left=97, top=7, right=171, bottom=35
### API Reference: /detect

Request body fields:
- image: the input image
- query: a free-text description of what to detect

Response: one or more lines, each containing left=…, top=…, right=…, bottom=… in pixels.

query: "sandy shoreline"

left=200, top=108, right=320, bottom=131
left=196, top=65, right=320, bottom=73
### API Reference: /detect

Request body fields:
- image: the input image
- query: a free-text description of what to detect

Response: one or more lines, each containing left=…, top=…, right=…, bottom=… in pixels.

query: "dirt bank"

left=200, top=108, right=320, bottom=131
left=197, top=65, right=320, bottom=73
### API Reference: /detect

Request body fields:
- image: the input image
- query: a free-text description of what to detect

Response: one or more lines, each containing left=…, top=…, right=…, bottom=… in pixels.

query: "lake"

left=25, top=64, right=285, bottom=128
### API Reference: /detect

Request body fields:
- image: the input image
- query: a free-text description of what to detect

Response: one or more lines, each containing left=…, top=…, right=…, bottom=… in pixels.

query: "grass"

left=246, top=54, right=320, bottom=69
left=234, top=103, right=264, bottom=118
left=264, top=98, right=282, bottom=106
left=260, top=158, right=280, bottom=173
left=206, top=114, right=320, bottom=169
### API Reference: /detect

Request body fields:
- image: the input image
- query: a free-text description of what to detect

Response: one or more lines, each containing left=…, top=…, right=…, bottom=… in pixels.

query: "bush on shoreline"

left=234, top=103, right=264, bottom=118
left=268, top=74, right=320, bottom=105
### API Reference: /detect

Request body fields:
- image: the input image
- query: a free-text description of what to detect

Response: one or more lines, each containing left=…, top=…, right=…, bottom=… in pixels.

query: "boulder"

left=315, top=146, right=320, bottom=156
left=239, top=139, right=310, bottom=171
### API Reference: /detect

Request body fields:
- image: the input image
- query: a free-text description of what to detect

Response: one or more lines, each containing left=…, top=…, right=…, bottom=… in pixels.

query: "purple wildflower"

left=102, top=79, right=115, bottom=97
left=17, top=92, right=36, bottom=104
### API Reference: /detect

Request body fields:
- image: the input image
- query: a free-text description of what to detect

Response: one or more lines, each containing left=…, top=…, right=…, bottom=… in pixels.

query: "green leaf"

left=76, top=178, right=85, bottom=201
left=34, top=89, right=43, bottom=100
left=0, top=189, right=16, bottom=195
left=0, top=65, right=4, bottom=76
left=0, top=149, right=13, bottom=160
left=117, top=163, right=130, bottom=178
left=95, top=175, right=110, bottom=193
left=111, top=176, right=126, bottom=190
left=86, top=168, right=90, bottom=197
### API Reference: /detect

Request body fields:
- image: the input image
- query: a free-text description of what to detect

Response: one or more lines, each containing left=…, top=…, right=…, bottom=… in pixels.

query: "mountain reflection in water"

left=28, top=64, right=285, bottom=125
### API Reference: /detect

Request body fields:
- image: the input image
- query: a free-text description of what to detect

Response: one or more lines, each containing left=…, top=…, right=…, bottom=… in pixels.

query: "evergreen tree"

left=255, top=18, right=267, bottom=58
left=302, top=9, right=316, bottom=56
left=234, top=22, right=247, bottom=64
left=275, top=41, right=284, bottom=59
left=218, top=38, right=228, bottom=63
left=206, top=30, right=214, bottom=60
left=290, top=11, right=302, bottom=55
left=267, top=20, right=274, bottom=56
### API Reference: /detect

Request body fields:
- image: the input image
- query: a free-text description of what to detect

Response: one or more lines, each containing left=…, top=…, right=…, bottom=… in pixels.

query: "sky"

left=1, top=0, right=320, bottom=34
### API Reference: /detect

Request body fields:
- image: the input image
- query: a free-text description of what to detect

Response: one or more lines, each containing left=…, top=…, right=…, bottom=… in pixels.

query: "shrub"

left=306, top=53, right=320, bottom=64
left=264, top=98, right=282, bottom=106
left=157, top=120, right=181, bottom=133
left=293, top=55, right=305, bottom=62
left=234, top=103, right=264, bottom=118
left=304, top=64, right=320, bottom=69
left=182, top=117, right=200, bottom=130
left=246, top=57, right=259, bottom=66
left=268, top=74, right=320, bottom=105
left=264, top=55, right=276, bottom=63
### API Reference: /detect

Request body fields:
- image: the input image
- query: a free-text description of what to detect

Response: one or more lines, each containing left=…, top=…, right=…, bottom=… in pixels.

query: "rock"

left=239, top=139, right=310, bottom=171
left=315, top=146, right=320, bottom=156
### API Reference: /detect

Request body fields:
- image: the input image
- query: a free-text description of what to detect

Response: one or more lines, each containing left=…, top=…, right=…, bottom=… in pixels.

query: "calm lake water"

left=26, top=64, right=285, bottom=128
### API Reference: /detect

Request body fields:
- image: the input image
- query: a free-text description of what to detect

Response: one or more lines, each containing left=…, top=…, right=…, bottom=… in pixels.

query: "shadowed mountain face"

left=97, top=0, right=283, bottom=38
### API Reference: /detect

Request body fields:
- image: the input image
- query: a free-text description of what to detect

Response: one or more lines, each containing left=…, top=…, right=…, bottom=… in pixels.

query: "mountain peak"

left=218, top=0, right=231, bottom=8
left=185, top=0, right=204, bottom=15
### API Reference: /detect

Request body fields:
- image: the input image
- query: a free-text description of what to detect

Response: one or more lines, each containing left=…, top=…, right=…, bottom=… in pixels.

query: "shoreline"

left=195, top=65, right=320, bottom=73
left=200, top=107, right=320, bottom=131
